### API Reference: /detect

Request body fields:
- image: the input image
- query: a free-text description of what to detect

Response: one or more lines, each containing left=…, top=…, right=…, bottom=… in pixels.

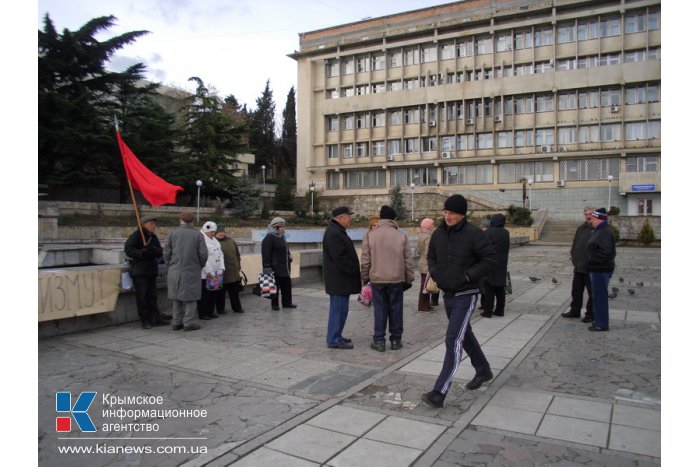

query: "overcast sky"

left=37, top=0, right=449, bottom=119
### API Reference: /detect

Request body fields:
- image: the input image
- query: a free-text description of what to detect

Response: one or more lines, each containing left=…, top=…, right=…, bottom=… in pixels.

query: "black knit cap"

left=379, top=205, right=397, bottom=220
left=444, top=194, right=468, bottom=215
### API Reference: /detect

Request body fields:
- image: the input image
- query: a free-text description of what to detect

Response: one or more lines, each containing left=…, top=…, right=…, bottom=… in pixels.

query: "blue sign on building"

left=631, top=184, right=656, bottom=192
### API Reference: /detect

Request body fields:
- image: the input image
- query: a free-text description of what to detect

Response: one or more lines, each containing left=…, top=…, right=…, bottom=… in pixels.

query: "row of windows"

left=324, top=48, right=659, bottom=99
left=325, top=121, right=659, bottom=158
left=324, top=9, right=659, bottom=77
left=324, top=156, right=661, bottom=189
left=326, top=84, right=659, bottom=132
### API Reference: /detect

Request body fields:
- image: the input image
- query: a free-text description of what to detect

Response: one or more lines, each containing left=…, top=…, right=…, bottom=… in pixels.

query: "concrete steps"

left=538, top=218, right=580, bottom=243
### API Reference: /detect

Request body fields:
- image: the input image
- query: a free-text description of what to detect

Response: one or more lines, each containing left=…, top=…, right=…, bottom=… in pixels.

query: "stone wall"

left=610, top=216, right=661, bottom=240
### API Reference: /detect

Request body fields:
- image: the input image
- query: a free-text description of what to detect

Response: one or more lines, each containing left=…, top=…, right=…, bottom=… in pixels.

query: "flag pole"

left=116, top=115, right=147, bottom=246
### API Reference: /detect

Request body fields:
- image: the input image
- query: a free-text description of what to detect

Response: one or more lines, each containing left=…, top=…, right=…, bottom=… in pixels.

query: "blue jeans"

left=326, top=294, right=350, bottom=347
left=589, top=271, right=613, bottom=329
left=434, top=292, right=490, bottom=395
left=371, top=284, right=404, bottom=342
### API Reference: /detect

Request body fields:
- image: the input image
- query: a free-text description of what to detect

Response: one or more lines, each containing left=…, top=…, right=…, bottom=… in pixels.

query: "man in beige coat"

left=361, top=205, right=415, bottom=352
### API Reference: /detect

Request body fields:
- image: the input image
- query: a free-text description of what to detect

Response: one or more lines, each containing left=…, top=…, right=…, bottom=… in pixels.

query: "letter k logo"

left=56, top=392, right=97, bottom=432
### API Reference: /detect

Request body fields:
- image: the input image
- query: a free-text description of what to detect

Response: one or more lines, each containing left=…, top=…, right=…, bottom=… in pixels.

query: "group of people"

left=562, top=207, right=617, bottom=332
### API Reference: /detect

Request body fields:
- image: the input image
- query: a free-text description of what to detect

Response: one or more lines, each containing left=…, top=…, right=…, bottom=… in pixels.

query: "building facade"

left=290, top=0, right=660, bottom=219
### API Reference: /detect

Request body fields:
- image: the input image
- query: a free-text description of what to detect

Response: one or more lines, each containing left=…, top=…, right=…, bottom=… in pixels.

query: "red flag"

left=116, top=131, right=183, bottom=206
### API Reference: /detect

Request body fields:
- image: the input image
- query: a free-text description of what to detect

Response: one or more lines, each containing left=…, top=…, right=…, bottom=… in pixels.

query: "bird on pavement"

left=619, top=277, right=625, bottom=283
left=611, top=287, right=619, bottom=293
left=529, top=276, right=541, bottom=282
left=628, top=289, right=635, bottom=295
left=552, top=277, right=559, bottom=284
left=636, top=282, right=644, bottom=287
left=609, top=292, right=617, bottom=299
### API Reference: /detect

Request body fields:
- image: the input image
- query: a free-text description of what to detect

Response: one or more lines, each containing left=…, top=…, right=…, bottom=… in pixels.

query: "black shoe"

left=271, top=305, right=280, bottom=311
left=283, top=304, right=298, bottom=309
left=581, top=316, right=594, bottom=323
left=370, top=340, right=386, bottom=352
left=152, top=321, right=169, bottom=327
left=234, top=309, right=245, bottom=313
left=588, top=326, right=609, bottom=332
left=217, top=310, right=228, bottom=315
left=329, top=342, right=354, bottom=349
left=493, top=312, right=504, bottom=317
left=199, top=315, right=211, bottom=320
left=342, top=337, right=352, bottom=343
left=159, top=314, right=172, bottom=321
left=479, top=312, right=492, bottom=318
left=390, top=340, right=403, bottom=350
left=141, top=323, right=152, bottom=329
left=172, top=324, right=184, bottom=331
left=467, top=370, right=494, bottom=390
left=184, top=324, right=201, bottom=331
left=421, top=390, right=445, bottom=408
left=209, top=313, right=219, bottom=319
left=561, top=311, right=581, bottom=318
left=478, top=305, right=483, bottom=310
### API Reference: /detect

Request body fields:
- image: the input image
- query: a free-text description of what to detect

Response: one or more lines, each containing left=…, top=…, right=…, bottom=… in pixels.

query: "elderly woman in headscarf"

left=416, top=218, right=439, bottom=311
left=198, top=220, right=225, bottom=320
left=261, top=217, right=296, bottom=311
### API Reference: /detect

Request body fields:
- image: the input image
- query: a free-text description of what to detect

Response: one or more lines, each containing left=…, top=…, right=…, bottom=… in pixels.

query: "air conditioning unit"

left=540, top=145, right=550, bottom=153
left=386, top=155, right=394, bottom=161
left=429, top=120, right=437, bottom=127
left=611, top=105, right=620, bottom=113
left=466, top=118, right=475, bottom=125
left=441, top=151, right=453, bottom=159
left=556, top=180, right=566, bottom=187
left=494, top=115, right=503, bottom=122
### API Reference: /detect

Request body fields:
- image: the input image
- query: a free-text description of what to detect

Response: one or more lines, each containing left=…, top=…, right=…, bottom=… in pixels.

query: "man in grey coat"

left=163, top=211, right=208, bottom=331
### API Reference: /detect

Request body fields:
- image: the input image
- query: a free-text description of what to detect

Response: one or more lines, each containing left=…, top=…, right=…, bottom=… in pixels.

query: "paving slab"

left=265, top=424, right=356, bottom=463
left=328, top=438, right=423, bottom=467
left=536, top=414, right=609, bottom=447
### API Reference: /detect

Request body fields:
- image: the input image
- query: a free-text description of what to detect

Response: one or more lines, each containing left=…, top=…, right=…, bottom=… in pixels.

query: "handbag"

left=257, top=271, right=278, bottom=298
left=357, top=282, right=372, bottom=307
left=505, top=271, right=512, bottom=295
left=205, top=271, right=224, bottom=290
left=423, top=274, right=439, bottom=294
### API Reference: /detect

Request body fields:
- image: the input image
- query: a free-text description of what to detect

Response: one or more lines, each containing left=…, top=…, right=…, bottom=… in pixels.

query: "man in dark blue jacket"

left=586, top=208, right=616, bottom=331
left=422, top=195, right=498, bottom=408
left=323, top=206, right=361, bottom=349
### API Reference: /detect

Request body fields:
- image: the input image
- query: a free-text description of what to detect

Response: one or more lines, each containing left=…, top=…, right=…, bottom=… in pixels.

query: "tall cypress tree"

left=249, top=80, right=278, bottom=177
left=280, top=87, right=297, bottom=178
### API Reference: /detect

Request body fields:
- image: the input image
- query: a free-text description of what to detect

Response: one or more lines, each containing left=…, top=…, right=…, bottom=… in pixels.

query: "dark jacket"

left=570, top=222, right=594, bottom=273
left=261, top=232, right=291, bottom=278
left=124, top=229, right=162, bottom=277
left=586, top=221, right=616, bottom=272
left=485, top=214, right=510, bottom=287
left=219, top=237, right=241, bottom=284
left=428, top=217, right=498, bottom=294
left=323, top=219, right=362, bottom=296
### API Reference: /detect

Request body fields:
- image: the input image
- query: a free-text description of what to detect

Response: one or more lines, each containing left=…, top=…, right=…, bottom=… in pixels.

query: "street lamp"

left=410, top=182, right=416, bottom=221
left=527, top=178, right=533, bottom=211
left=261, top=165, right=266, bottom=194
left=309, top=183, right=316, bottom=214
left=607, top=174, right=614, bottom=212
left=195, top=180, right=203, bottom=223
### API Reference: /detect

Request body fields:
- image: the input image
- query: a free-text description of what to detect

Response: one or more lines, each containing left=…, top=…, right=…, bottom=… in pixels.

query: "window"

left=648, top=10, right=659, bottom=30
left=626, top=84, right=658, bottom=105
left=578, top=18, right=599, bottom=41
left=390, top=50, right=402, bottom=67
left=638, top=199, right=653, bottom=215
left=514, top=63, right=533, bottom=76
left=557, top=58, right=577, bottom=71
left=404, top=47, right=419, bottom=65
left=356, top=113, right=369, bottom=129
left=475, top=35, right=493, bottom=55
left=625, top=11, right=646, bottom=33
left=534, top=61, right=553, bottom=74
left=371, top=141, right=385, bottom=156
left=497, top=131, right=513, bottom=148
left=457, top=39, right=471, bottom=57
left=443, top=164, right=493, bottom=185
left=441, top=136, right=456, bottom=151
left=557, top=23, right=575, bottom=43
left=403, top=77, right=419, bottom=90
left=343, top=115, right=354, bottom=130
left=389, top=139, right=401, bottom=155
left=558, top=92, right=577, bottom=110
left=389, top=110, right=402, bottom=126
left=558, top=127, right=577, bottom=144
left=626, top=121, right=660, bottom=140
left=457, top=134, right=468, bottom=150
left=514, top=95, right=533, bottom=114
left=560, top=158, right=620, bottom=181
left=498, top=161, right=554, bottom=183
left=325, top=60, right=339, bottom=77
left=534, top=27, right=553, bottom=46
left=578, top=125, right=600, bottom=143
left=515, top=129, right=533, bottom=147
left=356, top=56, right=369, bottom=73
left=496, top=33, right=512, bottom=52
left=421, top=45, right=437, bottom=63
left=327, top=145, right=338, bottom=159
left=371, top=83, right=386, bottom=94
left=598, top=53, right=621, bottom=66
left=326, top=172, right=340, bottom=190
left=503, top=96, right=514, bottom=115
left=342, top=143, right=353, bottom=159
left=341, top=87, right=354, bottom=98
left=326, top=89, right=339, bottom=99
left=514, top=30, right=532, bottom=49
left=371, top=54, right=385, bottom=70
left=344, top=170, right=386, bottom=189
left=404, top=138, right=419, bottom=154
left=535, top=94, right=553, bottom=112
left=440, top=43, right=455, bottom=60
left=355, top=84, right=369, bottom=96
left=372, top=112, right=385, bottom=127
left=648, top=120, right=660, bottom=139
left=600, top=16, right=621, bottom=37
left=476, top=133, right=493, bottom=149
left=342, top=58, right=354, bottom=75
left=391, top=167, right=438, bottom=187
left=601, top=88, right=621, bottom=106
left=404, top=107, right=420, bottom=124
left=535, top=128, right=554, bottom=146
left=600, top=123, right=621, bottom=141
left=327, top=116, right=339, bottom=132
left=355, top=142, right=368, bottom=158
left=626, top=155, right=658, bottom=172
left=389, top=81, right=401, bottom=92
left=422, top=137, right=437, bottom=152
left=578, top=90, right=599, bottom=108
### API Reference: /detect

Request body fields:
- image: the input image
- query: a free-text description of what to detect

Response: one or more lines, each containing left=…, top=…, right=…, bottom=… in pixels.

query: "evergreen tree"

left=280, top=87, right=297, bottom=178
left=227, top=174, right=260, bottom=219
left=389, top=185, right=407, bottom=221
left=273, top=176, right=296, bottom=210
left=38, top=14, right=149, bottom=189
left=249, top=80, right=278, bottom=177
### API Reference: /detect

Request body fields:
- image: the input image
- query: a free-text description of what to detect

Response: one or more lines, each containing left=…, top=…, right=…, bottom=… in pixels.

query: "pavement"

left=38, top=245, right=661, bottom=466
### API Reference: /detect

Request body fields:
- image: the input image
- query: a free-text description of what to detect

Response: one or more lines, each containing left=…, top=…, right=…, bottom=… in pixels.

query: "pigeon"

left=611, top=287, right=619, bottom=293
left=628, top=289, right=635, bottom=295
left=552, top=277, right=559, bottom=284
left=608, top=292, right=617, bottom=299
left=619, top=277, right=624, bottom=283
left=636, top=282, right=644, bottom=287
left=529, top=276, right=541, bottom=282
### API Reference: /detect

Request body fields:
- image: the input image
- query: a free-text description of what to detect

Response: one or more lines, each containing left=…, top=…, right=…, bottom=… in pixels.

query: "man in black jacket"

left=323, top=206, right=361, bottom=349
left=124, top=215, right=166, bottom=329
left=562, top=207, right=594, bottom=321
left=586, top=208, right=616, bottom=332
left=481, top=213, right=510, bottom=318
left=422, top=195, right=498, bottom=408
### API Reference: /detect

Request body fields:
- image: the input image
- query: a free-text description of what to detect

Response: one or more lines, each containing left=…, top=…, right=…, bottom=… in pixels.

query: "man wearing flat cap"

left=124, top=215, right=166, bottom=329
left=323, top=206, right=361, bottom=349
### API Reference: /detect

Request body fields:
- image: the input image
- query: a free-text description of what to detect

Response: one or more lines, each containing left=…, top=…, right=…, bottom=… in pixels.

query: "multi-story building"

left=290, top=0, right=661, bottom=218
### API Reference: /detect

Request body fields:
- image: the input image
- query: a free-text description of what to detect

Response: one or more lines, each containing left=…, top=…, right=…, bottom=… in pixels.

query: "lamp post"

left=410, top=182, right=416, bottom=221
left=309, top=183, right=315, bottom=214
left=527, top=178, right=533, bottom=211
left=607, top=174, right=614, bottom=212
left=261, top=165, right=266, bottom=194
left=195, top=180, right=203, bottom=223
